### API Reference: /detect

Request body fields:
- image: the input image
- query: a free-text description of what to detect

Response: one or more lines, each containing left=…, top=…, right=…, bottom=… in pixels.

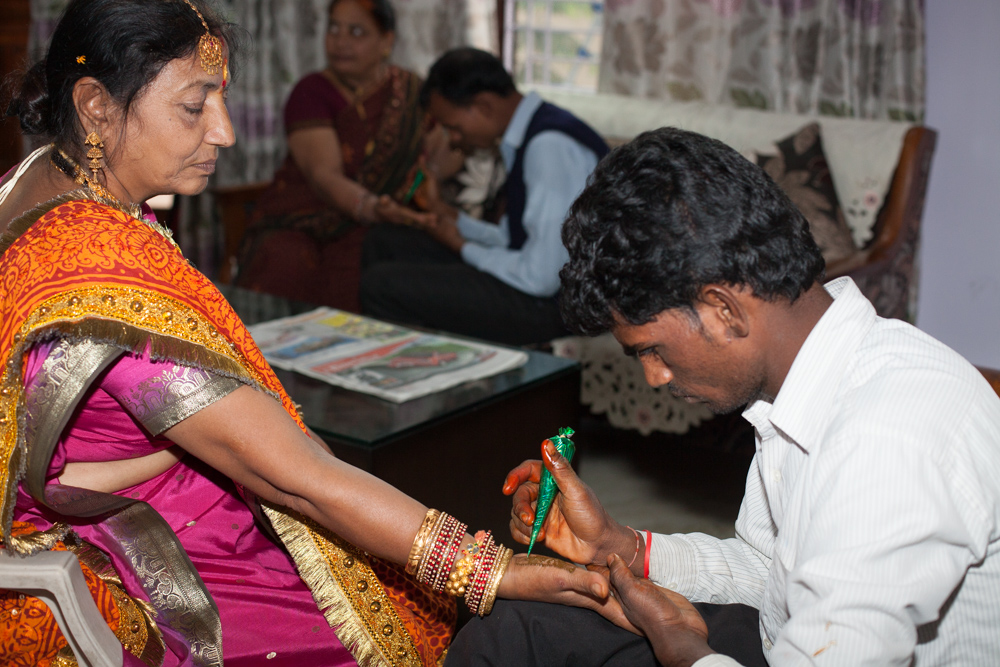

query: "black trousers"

left=359, top=225, right=568, bottom=346
left=444, top=600, right=768, bottom=667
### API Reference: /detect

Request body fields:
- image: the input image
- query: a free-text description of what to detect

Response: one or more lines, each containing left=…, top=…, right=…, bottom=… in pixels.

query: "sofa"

left=530, top=89, right=937, bottom=436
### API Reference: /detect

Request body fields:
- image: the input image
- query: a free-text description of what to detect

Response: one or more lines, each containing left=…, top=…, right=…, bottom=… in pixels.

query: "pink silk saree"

left=15, top=341, right=355, bottom=666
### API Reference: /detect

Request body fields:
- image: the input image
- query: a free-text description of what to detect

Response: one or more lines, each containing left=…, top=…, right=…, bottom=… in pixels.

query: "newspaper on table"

left=248, top=307, right=529, bottom=403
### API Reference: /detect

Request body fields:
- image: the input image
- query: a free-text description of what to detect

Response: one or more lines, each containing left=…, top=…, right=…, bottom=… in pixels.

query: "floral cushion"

left=756, top=123, right=858, bottom=266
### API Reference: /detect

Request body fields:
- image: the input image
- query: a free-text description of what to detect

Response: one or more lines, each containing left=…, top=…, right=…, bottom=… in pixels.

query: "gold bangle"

left=406, top=509, right=441, bottom=576
left=415, top=511, right=449, bottom=584
left=479, top=546, right=513, bottom=617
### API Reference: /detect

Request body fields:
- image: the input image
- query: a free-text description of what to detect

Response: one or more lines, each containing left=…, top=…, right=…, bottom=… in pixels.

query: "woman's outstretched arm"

left=165, top=384, right=426, bottom=562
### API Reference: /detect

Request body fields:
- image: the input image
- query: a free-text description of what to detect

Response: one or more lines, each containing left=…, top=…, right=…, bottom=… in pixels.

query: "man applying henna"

left=445, top=128, right=1000, bottom=666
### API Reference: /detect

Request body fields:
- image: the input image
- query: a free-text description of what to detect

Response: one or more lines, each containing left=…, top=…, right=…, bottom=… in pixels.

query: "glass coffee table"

left=219, top=284, right=581, bottom=538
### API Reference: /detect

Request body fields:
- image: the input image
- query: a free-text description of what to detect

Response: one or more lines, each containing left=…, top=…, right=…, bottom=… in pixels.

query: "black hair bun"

left=6, top=61, right=51, bottom=136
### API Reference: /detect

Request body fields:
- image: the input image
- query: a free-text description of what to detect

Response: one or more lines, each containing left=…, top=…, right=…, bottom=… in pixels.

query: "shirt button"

left=771, top=469, right=782, bottom=482
left=763, top=638, right=773, bottom=650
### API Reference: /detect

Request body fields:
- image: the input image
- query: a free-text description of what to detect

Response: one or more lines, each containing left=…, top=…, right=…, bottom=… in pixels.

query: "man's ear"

left=698, top=284, right=751, bottom=340
left=72, top=77, right=113, bottom=136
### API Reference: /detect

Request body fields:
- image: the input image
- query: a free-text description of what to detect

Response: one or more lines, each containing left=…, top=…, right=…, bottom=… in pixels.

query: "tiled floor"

left=573, top=413, right=755, bottom=539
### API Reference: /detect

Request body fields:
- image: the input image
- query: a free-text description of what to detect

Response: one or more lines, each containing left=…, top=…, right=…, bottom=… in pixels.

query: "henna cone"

left=527, top=427, right=575, bottom=554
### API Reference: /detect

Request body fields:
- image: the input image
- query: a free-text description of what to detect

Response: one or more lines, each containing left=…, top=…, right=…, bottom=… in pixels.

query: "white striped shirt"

left=650, top=277, right=1000, bottom=665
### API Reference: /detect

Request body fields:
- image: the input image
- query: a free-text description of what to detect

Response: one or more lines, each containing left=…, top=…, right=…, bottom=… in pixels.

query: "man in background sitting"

left=360, top=47, right=608, bottom=346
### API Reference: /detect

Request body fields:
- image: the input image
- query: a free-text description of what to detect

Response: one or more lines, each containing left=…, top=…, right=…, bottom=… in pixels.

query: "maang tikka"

left=84, top=131, right=104, bottom=179
left=182, top=0, right=224, bottom=75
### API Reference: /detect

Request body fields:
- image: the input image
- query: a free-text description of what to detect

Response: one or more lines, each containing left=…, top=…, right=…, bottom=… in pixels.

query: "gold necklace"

left=49, top=148, right=178, bottom=247
left=328, top=65, right=389, bottom=158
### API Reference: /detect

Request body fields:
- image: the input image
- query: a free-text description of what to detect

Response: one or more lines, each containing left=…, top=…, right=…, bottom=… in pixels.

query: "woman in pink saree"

left=0, top=1, right=613, bottom=665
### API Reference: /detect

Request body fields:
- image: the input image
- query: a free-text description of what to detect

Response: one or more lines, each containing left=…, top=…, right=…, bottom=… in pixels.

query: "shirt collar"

left=743, top=277, right=877, bottom=454
left=499, top=91, right=544, bottom=168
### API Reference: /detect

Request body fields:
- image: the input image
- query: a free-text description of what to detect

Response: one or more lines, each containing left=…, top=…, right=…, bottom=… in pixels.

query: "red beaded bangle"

left=643, top=529, right=652, bottom=579
left=430, top=518, right=467, bottom=593
left=465, top=533, right=499, bottom=615
left=419, top=514, right=467, bottom=592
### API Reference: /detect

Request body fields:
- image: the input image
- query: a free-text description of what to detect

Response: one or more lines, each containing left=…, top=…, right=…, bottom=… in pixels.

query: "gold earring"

left=85, top=131, right=104, bottom=179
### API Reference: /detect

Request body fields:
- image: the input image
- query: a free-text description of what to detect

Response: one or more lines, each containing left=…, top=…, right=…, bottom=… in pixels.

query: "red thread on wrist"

left=625, top=526, right=641, bottom=569
left=643, top=530, right=652, bottom=579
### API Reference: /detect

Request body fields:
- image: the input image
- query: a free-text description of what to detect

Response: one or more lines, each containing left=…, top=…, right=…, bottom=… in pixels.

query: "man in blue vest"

left=359, top=47, right=608, bottom=346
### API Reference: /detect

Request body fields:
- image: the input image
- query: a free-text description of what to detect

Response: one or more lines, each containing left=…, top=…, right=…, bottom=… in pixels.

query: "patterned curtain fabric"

left=598, top=0, right=925, bottom=121
left=215, top=0, right=328, bottom=186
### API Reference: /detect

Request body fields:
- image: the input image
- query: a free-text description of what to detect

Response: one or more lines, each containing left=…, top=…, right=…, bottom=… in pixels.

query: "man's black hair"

left=419, top=47, right=516, bottom=108
left=559, top=127, right=825, bottom=336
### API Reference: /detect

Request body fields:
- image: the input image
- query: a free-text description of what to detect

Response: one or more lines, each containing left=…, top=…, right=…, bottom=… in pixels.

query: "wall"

left=918, top=0, right=1000, bottom=368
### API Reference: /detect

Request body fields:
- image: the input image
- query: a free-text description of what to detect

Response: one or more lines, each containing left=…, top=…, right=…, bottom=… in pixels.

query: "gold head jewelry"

left=182, top=0, right=224, bottom=75
left=76, top=55, right=86, bottom=64
left=84, top=131, right=104, bottom=179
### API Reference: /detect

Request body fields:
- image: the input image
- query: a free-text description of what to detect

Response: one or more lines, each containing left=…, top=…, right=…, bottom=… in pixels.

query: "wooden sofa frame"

left=825, top=126, right=937, bottom=321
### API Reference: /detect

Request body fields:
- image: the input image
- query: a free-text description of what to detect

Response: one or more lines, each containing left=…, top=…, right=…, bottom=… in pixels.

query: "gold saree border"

left=263, top=504, right=426, bottom=667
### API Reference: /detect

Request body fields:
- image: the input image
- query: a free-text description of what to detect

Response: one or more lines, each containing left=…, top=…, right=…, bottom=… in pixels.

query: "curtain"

left=598, top=0, right=924, bottom=121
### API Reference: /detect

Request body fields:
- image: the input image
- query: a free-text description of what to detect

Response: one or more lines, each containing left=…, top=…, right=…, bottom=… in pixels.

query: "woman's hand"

left=503, top=440, right=636, bottom=568
left=607, top=554, right=714, bottom=667
left=372, top=194, right=435, bottom=227
left=495, top=552, right=638, bottom=627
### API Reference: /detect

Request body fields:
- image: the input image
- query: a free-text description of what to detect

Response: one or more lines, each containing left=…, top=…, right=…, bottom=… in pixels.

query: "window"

left=502, top=0, right=603, bottom=93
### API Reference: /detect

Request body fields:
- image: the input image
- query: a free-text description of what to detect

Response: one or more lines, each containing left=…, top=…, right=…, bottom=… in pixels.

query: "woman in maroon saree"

left=235, top=0, right=433, bottom=312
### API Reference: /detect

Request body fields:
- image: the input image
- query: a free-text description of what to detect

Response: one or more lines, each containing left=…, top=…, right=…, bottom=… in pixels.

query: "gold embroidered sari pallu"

left=0, top=194, right=453, bottom=666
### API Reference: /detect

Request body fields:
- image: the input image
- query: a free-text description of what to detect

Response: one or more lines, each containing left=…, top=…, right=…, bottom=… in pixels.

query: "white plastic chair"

left=0, top=549, right=123, bottom=667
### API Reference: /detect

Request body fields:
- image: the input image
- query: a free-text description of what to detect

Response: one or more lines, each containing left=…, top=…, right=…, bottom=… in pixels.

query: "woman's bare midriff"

left=58, top=446, right=185, bottom=493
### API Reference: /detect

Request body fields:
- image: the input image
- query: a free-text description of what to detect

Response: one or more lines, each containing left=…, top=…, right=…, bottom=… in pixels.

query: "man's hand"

left=503, top=439, right=635, bottom=568
left=607, top=554, right=714, bottom=667
left=403, top=157, right=464, bottom=252
left=422, top=212, right=464, bottom=253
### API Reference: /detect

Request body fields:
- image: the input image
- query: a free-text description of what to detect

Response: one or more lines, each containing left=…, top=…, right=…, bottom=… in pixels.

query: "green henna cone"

left=527, top=427, right=575, bottom=554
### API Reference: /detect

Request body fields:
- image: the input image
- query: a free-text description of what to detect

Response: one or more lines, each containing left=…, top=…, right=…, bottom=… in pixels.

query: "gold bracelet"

left=478, top=546, right=513, bottom=617
left=407, top=509, right=443, bottom=576
left=353, top=191, right=378, bottom=223
left=444, top=538, right=482, bottom=597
